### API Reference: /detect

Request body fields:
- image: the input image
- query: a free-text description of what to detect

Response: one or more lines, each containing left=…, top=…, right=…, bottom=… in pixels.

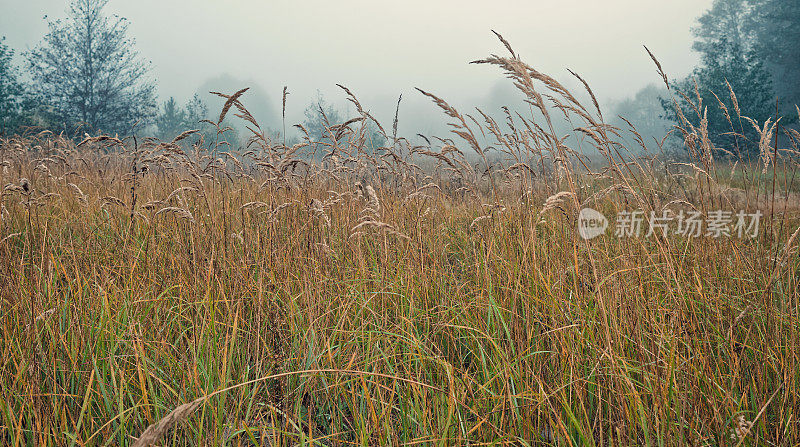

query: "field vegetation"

left=1, top=36, right=799, bottom=446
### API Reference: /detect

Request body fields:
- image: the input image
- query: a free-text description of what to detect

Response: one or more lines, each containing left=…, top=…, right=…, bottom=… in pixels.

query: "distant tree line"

left=0, top=37, right=30, bottom=133
left=0, top=0, right=381, bottom=151
left=5, top=0, right=797, bottom=160
left=664, top=0, right=795, bottom=157
left=153, top=94, right=240, bottom=148
left=616, top=0, right=799, bottom=158
left=0, top=0, right=239, bottom=144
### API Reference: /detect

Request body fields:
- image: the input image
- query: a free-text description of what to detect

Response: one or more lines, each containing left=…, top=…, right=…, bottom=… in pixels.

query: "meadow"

left=1, top=37, right=799, bottom=446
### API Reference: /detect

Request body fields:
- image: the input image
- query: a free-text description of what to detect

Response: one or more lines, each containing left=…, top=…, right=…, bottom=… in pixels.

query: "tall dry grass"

left=0, top=34, right=799, bottom=445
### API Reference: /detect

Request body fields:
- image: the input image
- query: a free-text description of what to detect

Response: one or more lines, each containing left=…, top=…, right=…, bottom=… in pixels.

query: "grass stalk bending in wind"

left=1, top=34, right=799, bottom=445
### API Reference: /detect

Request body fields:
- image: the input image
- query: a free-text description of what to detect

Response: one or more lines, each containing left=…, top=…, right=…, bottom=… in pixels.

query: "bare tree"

left=26, top=0, right=156, bottom=135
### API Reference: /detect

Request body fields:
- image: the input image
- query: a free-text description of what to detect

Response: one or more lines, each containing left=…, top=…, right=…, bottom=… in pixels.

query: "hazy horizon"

left=1, top=0, right=713, bottom=135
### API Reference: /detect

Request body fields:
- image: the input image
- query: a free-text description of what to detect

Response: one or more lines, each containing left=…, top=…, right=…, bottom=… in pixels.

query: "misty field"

left=1, top=42, right=799, bottom=446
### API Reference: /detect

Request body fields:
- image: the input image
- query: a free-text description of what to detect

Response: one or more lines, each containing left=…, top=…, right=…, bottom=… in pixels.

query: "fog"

left=1, top=0, right=712, bottom=137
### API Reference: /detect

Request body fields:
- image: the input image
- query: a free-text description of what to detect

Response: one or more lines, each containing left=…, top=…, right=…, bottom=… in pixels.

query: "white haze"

left=1, top=0, right=712, bottom=137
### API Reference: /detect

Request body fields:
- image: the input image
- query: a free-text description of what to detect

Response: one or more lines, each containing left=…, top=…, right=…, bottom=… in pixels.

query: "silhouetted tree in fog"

left=301, top=92, right=386, bottom=158
left=155, top=97, right=187, bottom=140
left=156, top=94, right=240, bottom=148
left=663, top=0, right=776, bottom=157
left=611, top=84, right=672, bottom=151
left=26, top=0, right=156, bottom=136
left=0, top=37, right=32, bottom=134
left=748, top=0, right=800, bottom=113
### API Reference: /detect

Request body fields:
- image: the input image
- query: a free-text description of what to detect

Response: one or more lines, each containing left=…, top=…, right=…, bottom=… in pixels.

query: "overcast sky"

left=1, top=0, right=713, bottom=135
